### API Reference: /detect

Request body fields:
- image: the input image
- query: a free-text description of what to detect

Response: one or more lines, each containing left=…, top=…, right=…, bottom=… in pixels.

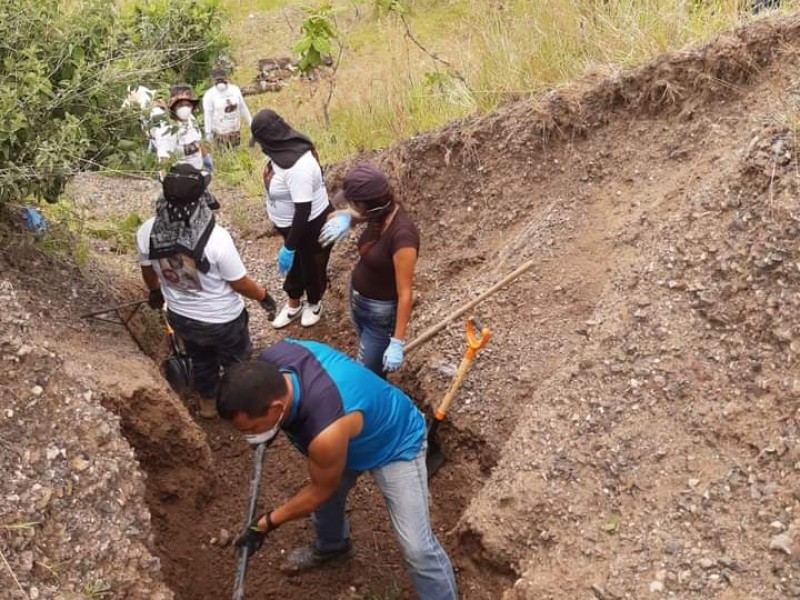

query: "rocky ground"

left=2, top=12, right=800, bottom=600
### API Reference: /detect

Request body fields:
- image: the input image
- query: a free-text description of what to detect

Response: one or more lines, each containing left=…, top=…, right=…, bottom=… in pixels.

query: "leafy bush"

left=126, top=0, right=231, bottom=86
left=0, top=0, right=229, bottom=206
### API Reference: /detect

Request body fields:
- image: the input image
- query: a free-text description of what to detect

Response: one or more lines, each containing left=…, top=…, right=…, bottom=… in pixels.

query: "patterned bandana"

left=149, top=166, right=215, bottom=273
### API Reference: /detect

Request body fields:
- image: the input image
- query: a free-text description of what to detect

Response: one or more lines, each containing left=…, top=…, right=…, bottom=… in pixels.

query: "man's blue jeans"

left=313, top=445, right=458, bottom=600
left=349, top=288, right=396, bottom=378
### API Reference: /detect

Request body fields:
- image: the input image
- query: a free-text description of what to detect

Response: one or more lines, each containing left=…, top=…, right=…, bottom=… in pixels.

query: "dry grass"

left=216, top=0, right=797, bottom=193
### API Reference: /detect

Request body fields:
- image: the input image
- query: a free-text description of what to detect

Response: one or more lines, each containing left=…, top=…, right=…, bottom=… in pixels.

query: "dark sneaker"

left=280, top=541, right=353, bottom=574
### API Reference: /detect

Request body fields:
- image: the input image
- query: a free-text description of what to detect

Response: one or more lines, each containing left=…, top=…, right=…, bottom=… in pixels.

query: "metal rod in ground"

left=232, top=442, right=267, bottom=600
left=406, top=259, right=534, bottom=355
left=79, top=298, right=148, bottom=319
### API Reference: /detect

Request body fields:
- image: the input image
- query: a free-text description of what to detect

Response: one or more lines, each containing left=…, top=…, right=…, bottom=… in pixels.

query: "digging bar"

left=426, top=316, right=492, bottom=477
left=232, top=442, right=267, bottom=600
left=79, top=298, right=148, bottom=325
left=406, top=259, right=531, bottom=356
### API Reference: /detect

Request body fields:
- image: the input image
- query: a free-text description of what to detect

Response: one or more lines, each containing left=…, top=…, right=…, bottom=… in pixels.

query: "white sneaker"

left=272, top=302, right=304, bottom=329
left=301, top=303, right=322, bottom=327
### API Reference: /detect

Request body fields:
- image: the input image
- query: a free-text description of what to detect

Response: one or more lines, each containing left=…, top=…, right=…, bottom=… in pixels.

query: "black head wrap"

left=149, top=164, right=215, bottom=273
left=250, top=109, right=315, bottom=169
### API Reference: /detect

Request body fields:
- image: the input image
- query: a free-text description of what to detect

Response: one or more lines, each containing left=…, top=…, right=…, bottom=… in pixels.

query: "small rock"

left=698, top=557, right=715, bottom=569
left=19, top=550, right=33, bottom=572
left=649, top=580, right=664, bottom=593
left=218, top=529, right=231, bottom=546
left=30, top=587, right=40, bottom=600
left=591, top=584, right=608, bottom=599
left=769, top=533, right=793, bottom=555
left=770, top=520, right=785, bottom=531
left=688, top=478, right=700, bottom=488
left=71, top=456, right=90, bottom=472
left=16, top=345, right=32, bottom=357
left=664, top=539, right=682, bottom=554
left=31, top=385, right=43, bottom=396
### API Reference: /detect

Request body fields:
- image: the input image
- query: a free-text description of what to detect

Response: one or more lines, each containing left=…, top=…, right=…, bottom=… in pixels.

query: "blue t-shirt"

left=259, top=339, right=426, bottom=471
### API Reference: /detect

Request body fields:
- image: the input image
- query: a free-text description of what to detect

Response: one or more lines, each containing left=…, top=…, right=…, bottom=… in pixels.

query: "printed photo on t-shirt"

left=159, top=254, right=203, bottom=292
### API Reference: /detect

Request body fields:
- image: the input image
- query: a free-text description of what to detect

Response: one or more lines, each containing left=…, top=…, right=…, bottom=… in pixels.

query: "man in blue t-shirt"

left=218, top=338, right=458, bottom=600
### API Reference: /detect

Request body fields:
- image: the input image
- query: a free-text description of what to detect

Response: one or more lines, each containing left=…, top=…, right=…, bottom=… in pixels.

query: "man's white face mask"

left=244, top=407, right=285, bottom=446
left=215, top=82, right=228, bottom=93
left=175, top=106, right=193, bottom=121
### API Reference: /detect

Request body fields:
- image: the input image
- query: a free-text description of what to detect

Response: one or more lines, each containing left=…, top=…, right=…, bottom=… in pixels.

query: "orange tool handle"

left=433, top=316, right=492, bottom=421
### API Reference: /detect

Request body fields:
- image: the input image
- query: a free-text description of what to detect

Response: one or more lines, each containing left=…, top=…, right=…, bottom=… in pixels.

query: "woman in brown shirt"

left=319, top=165, right=419, bottom=377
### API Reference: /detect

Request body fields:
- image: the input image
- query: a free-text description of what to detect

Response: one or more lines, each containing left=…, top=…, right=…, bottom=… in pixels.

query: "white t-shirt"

left=137, top=218, right=246, bottom=323
left=202, top=84, right=252, bottom=138
left=266, top=151, right=330, bottom=227
left=151, top=115, right=204, bottom=171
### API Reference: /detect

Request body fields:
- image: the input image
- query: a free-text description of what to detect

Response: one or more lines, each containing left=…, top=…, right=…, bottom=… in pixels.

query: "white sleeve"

left=211, top=228, right=248, bottom=281
left=284, top=157, right=315, bottom=204
left=136, top=220, right=154, bottom=266
left=239, top=90, right=252, bottom=127
left=150, top=119, right=173, bottom=160
left=202, top=90, right=213, bottom=138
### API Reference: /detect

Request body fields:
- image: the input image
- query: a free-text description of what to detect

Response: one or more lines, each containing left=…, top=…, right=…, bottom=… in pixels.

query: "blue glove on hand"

left=382, top=338, right=405, bottom=372
left=277, top=246, right=295, bottom=276
left=318, top=212, right=352, bottom=247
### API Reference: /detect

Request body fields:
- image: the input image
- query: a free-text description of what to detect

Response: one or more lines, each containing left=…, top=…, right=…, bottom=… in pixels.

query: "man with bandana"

left=220, top=339, right=459, bottom=600
left=136, top=164, right=277, bottom=418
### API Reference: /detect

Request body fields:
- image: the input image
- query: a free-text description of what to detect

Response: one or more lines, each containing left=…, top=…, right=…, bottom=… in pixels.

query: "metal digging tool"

left=161, top=315, right=193, bottom=396
left=232, top=442, right=267, bottom=600
left=426, top=316, right=492, bottom=478
left=80, top=298, right=147, bottom=326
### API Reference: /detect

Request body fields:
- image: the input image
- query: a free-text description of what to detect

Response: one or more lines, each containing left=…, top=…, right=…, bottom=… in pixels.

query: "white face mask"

left=175, top=106, right=193, bottom=121
left=243, top=407, right=285, bottom=446
left=215, top=82, right=228, bottom=93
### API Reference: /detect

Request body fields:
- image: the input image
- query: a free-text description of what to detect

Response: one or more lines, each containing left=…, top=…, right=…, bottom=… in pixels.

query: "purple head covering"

left=342, top=165, right=391, bottom=204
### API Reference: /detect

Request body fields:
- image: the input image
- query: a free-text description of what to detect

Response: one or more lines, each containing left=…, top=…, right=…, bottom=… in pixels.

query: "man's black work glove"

left=148, top=288, right=164, bottom=310
left=260, top=291, right=277, bottom=321
left=235, top=514, right=273, bottom=556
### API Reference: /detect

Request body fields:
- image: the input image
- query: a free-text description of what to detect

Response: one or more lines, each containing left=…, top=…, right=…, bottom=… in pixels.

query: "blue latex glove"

left=318, top=212, right=352, bottom=247
left=277, top=246, right=295, bottom=276
left=382, top=337, right=405, bottom=372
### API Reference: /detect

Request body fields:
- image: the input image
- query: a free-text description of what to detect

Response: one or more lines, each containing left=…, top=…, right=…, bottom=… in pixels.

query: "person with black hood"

left=319, top=165, right=419, bottom=377
left=136, top=164, right=277, bottom=418
left=250, top=109, right=332, bottom=329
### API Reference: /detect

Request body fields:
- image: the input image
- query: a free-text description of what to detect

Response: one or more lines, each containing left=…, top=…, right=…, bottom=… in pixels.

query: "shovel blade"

left=426, top=420, right=447, bottom=478
left=426, top=444, right=447, bottom=478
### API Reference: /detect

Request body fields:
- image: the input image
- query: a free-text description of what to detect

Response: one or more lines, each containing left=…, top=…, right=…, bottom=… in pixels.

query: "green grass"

left=212, top=0, right=797, bottom=195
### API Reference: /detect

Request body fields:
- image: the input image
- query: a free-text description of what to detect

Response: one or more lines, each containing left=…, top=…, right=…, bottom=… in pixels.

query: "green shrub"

left=126, top=0, right=231, bottom=87
left=0, top=0, right=229, bottom=206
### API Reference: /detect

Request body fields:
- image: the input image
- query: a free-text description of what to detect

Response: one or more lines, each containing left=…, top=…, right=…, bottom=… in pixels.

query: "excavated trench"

left=105, top=323, right=515, bottom=600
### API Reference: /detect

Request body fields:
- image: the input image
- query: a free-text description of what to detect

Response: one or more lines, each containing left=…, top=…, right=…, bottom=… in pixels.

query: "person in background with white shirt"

left=203, top=66, right=252, bottom=148
left=137, top=164, right=277, bottom=419
left=250, top=109, right=333, bottom=329
left=151, top=85, right=211, bottom=172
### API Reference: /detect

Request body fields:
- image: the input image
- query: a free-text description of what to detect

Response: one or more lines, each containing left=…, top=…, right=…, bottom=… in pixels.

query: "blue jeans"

left=313, top=445, right=458, bottom=600
left=349, top=288, right=397, bottom=377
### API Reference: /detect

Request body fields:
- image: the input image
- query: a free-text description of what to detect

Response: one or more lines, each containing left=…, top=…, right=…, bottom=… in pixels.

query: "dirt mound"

left=4, top=11, right=800, bottom=600
left=0, top=274, right=177, bottom=599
